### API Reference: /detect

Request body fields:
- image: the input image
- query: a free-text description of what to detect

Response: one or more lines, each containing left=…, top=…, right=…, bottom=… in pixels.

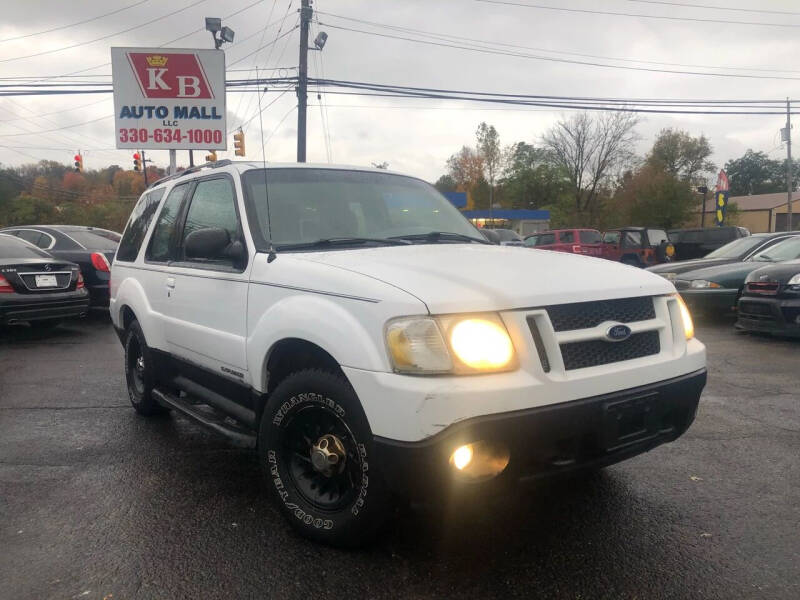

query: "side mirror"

left=224, top=240, right=247, bottom=269
left=184, top=227, right=230, bottom=260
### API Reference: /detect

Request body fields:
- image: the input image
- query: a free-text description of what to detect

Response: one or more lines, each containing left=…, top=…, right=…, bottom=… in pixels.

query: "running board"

left=152, top=388, right=257, bottom=449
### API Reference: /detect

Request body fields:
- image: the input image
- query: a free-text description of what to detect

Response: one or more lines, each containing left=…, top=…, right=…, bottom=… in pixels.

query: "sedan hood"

left=294, top=244, right=675, bottom=313
left=745, top=259, right=800, bottom=284
left=647, top=257, right=736, bottom=275
left=674, top=260, right=768, bottom=287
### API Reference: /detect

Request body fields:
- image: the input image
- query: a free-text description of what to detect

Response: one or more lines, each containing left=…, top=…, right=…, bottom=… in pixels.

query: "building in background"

left=694, top=192, right=800, bottom=233
left=443, top=192, right=550, bottom=236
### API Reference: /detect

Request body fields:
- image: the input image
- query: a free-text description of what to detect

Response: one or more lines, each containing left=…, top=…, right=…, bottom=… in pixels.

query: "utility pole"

left=296, top=0, right=312, bottom=162
left=787, top=98, right=794, bottom=231
left=141, top=151, right=148, bottom=186
left=698, top=185, right=708, bottom=227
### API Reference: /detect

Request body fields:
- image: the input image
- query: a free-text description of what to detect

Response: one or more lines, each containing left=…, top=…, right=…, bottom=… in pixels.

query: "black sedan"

left=736, top=259, right=800, bottom=337
left=0, top=225, right=119, bottom=307
left=0, top=234, right=89, bottom=328
left=647, top=231, right=799, bottom=281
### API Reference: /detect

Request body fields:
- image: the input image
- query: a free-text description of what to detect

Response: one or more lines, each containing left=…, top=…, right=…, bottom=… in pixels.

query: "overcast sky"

left=1, top=0, right=799, bottom=183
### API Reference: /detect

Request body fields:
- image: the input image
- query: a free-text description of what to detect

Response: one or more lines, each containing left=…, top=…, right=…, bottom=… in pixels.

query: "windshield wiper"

left=390, top=231, right=491, bottom=244
left=754, top=254, right=774, bottom=262
left=276, top=237, right=412, bottom=250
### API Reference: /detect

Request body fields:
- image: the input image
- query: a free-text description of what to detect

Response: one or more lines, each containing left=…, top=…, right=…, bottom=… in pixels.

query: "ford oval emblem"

left=605, top=324, right=632, bottom=342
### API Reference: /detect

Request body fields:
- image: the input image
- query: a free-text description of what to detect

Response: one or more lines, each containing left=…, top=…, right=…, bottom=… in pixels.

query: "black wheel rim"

left=279, top=405, right=363, bottom=512
left=128, top=337, right=145, bottom=395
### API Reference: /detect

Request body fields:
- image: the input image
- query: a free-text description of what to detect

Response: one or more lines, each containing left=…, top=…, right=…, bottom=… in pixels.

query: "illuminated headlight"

left=690, top=279, right=721, bottom=289
left=787, top=273, right=800, bottom=288
left=386, top=314, right=516, bottom=374
left=675, top=294, right=695, bottom=340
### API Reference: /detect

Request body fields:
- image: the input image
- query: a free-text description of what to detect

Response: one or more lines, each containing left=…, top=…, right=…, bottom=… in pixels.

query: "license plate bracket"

left=602, top=392, right=659, bottom=451
left=35, top=274, right=58, bottom=288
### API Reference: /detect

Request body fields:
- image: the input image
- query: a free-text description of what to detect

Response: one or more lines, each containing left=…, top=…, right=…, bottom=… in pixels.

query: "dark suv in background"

left=668, top=226, right=749, bottom=261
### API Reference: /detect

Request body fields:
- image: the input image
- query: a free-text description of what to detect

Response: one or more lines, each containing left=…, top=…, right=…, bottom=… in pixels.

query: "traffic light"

left=133, top=152, right=141, bottom=171
left=233, top=129, right=245, bottom=157
left=73, top=154, right=83, bottom=173
left=205, top=150, right=218, bottom=162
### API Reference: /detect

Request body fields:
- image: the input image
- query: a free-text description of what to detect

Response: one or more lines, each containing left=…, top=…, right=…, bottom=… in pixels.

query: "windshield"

left=707, top=236, right=771, bottom=259
left=241, top=168, right=483, bottom=248
left=603, top=231, right=620, bottom=244
left=750, top=236, right=800, bottom=262
left=0, top=234, right=51, bottom=259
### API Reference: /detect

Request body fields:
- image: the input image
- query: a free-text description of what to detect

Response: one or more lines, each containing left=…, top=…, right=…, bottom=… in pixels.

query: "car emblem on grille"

left=44, top=264, right=52, bottom=271
left=605, top=323, right=632, bottom=342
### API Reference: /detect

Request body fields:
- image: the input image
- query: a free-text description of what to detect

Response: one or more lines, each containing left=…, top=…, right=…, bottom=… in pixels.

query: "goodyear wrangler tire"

left=259, top=369, right=388, bottom=547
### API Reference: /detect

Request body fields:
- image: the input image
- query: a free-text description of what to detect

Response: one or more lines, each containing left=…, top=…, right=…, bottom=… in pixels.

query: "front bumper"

left=736, top=295, right=800, bottom=337
left=373, top=369, right=706, bottom=495
left=679, top=288, right=739, bottom=315
left=0, top=289, right=90, bottom=325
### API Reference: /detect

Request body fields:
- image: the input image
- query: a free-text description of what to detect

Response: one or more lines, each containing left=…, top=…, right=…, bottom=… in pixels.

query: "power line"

left=0, top=0, right=151, bottom=43
left=473, top=0, right=800, bottom=29
left=317, top=10, right=800, bottom=76
left=0, top=0, right=210, bottom=64
left=623, top=0, right=800, bottom=17
left=320, top=21, right=800, bottom=82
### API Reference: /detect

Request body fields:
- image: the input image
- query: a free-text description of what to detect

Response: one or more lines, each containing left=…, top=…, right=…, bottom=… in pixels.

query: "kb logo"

left=127, top=52, right=213, bottom=99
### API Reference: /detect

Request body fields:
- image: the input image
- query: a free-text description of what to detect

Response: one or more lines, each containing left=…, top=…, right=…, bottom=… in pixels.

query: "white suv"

left=110, top=161, right=706, bottom=546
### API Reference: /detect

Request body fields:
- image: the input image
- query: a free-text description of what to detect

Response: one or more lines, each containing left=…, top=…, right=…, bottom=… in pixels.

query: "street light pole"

left=698, top=186, right=708, bottom=228
left=786, top=98, right=793, bottom=231
left=296, top=0, right=311, bottom=162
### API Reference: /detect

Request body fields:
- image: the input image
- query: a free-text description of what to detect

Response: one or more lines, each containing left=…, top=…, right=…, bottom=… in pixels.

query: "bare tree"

left=543, top=111, right=639, bottom=214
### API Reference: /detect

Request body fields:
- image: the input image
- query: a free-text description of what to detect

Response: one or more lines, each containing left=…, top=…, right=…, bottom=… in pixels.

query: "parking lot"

left=0, top=314, right=798, bottom=600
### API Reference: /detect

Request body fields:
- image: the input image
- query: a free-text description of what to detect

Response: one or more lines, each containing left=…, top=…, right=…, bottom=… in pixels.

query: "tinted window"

left=242, top=168, right=482, bottom=247
left=682, top=230, right=703, bottom=243
left=0, top=234, right=50, bottom=259
left=646, top=229, right=668, bottom=245
left=560, top=231, right=574, bottom=243
left=181, top=178, right=240, bottom=248
left=16, top=230, right=44, bottom=247
left=579, top=230, right=602, bottom=244
left=147, top=184, right=189, bottom=262
left=66, top=230, right=119, bottom=250
left=706, top=236, right=769, bottom=259
left=116, top=189, right=166, bottom=262
left=622, top=231, right=642, bottom=247
left=703, top=228, right=731, bottom=243
left=537, top=233, right=556, bottom=245
left=603, top=231, right=620, bottom=244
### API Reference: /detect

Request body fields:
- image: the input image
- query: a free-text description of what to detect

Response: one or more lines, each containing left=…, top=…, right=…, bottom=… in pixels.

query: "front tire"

left=259, top=369, right=388, bottom=547
left=124, top=320, right=167, bottom=416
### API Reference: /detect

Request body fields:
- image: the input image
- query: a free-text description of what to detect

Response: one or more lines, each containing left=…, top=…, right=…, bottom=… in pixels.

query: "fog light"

left=449, top=441, right=510, bottom=481
left=452, top=445, right=473, bottom=470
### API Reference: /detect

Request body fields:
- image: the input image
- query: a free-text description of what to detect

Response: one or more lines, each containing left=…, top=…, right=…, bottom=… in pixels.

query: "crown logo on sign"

left=145, top=55, right=168, bottom=67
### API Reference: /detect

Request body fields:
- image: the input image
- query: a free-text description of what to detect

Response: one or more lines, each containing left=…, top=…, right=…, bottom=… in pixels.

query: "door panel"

left=162, top=176, right=251, bottom=382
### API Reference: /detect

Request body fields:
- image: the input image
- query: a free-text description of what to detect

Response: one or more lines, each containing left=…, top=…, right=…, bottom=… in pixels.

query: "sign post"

left=111, top=47, right=227, bottom=169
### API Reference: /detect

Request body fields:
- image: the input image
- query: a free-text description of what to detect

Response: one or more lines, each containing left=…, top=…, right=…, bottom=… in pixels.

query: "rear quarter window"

left=579, top=230, right=602, bottom=244
left=559, top=231, right=574, bottom=243
left=537, top=233, right=556, bottom=245
left=116, top=188, right=166, bottom=262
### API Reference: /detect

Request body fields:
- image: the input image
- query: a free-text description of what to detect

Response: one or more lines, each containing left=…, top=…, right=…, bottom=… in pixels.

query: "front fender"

left=247, top=294, right=389, bottom=393
left=113, top=275, right=163, bottom=350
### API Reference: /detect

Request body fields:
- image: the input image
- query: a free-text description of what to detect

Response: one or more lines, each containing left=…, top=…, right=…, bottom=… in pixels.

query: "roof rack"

left=147, top=159, right=233, bottom=189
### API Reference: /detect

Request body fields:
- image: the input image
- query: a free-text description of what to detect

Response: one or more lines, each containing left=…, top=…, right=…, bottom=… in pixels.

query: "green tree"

left=723, top=149, right=792, bottom=196
left=434, top=174, right=457, bottom=193
left=476, top=122, right=502, bottom=210
left=499, top=142, right=570, bottom=209
left=614, top=165, right=699, bottom=229
left=647, top=128, right=715, bottom=185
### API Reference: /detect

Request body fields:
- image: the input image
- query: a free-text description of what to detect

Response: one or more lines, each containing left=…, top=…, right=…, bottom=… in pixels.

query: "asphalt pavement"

left=1, top=313, right=798, bottom=599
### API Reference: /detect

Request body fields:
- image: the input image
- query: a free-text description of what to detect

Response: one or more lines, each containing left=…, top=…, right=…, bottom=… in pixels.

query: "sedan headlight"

left=690, top=279, right=721, bottom=289
left=787, top=273, right=800, bottom=287
left=386, top=314, right=517, bottom=374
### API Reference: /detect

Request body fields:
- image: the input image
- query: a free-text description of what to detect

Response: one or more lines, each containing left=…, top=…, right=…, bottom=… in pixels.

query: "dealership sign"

left=111, top=47, right=226, bottom=150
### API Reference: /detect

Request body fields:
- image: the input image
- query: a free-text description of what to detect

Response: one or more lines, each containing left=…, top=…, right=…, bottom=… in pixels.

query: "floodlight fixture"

left=313, top=31, right=328, bottom=50
left=220, top=26, right=235, bottom=44
left=205, top=17, right=222, bottom=33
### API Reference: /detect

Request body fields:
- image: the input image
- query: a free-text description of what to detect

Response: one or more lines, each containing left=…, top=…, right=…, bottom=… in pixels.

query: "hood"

left=647, top=257, right=735, bottom=275
left=744, top=259, right=800, bottom=284
left=293, top=244, right=675, bottom=313
left=674, top=260, right=766, bottom=287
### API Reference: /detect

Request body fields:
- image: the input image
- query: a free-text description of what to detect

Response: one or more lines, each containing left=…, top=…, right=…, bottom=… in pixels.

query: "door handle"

left=166, top=277, right=176, bottom=289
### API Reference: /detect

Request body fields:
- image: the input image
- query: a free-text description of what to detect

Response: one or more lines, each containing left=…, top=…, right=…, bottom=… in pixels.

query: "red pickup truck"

left=523, top=228, right=605, bottom=256
left=601, top=227, right=675, bottom=267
